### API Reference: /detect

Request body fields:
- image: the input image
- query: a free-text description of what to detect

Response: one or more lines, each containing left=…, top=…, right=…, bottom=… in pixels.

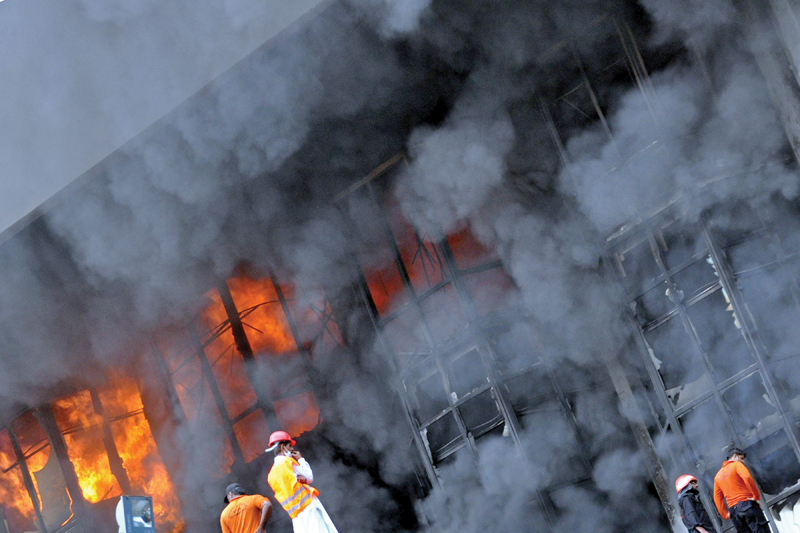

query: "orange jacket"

left=220, top=494, right=269, bottom=533
left=268, top=457, right=319, bottom=519
left=713, top=460, right=760, bottom=519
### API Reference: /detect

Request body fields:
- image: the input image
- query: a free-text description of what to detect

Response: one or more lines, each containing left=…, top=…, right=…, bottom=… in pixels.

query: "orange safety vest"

left=267, top=458, right=319, bottom=519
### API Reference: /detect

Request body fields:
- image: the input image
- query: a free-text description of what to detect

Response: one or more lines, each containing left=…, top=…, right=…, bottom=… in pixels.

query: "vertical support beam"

left=34, top=407, right=92, bottom=530
left=606, top=360, right=683, bottom=532
left=87, top=389, right=132, bottom=494
left=148, top=337, right=187, bottom=425
left=188, top=323, right=245, bottom=467
left=215, top=280, right=281, bottom=431
left=8, top=427, right=47, bottom=533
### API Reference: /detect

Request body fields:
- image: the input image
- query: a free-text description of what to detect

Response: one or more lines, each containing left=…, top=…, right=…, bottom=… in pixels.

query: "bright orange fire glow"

left=52, top=391, right=122, bottom=504
left=0, top=429, right=35, bottom=532
left=203, top=277, right=296, bottom=355
left=98, top=376, right=184, bottom=532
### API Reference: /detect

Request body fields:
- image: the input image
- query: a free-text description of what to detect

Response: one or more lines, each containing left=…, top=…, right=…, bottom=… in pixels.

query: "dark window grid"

left=148, top=337, right=188, bottom=425
left=641, top=227, right=746, bottom=447
left=702, top=224, right=800, bottom=463
left=357, top=184, right=556, bottom=521
left=362, top=182, right=480, bottom=465
left=417, top=383, right=494, bottom=429
left=616, top=248, right=729, bottom=533
left=639, top=278, right=722, bottom=332
left=672, top=366, right=760, bottom=418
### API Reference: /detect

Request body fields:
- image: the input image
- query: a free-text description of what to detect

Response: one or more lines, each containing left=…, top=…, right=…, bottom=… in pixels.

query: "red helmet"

left=267, top=431, right=296, bottom=450
left=675, top=475, right=697, bottom=493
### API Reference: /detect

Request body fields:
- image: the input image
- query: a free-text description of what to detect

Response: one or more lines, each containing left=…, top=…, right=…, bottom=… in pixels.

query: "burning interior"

left=5, top=0, right=800, bottom=532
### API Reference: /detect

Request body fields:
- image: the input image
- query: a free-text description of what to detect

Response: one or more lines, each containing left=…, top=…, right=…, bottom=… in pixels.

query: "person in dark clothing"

left=676, top=475, right=715, bottom=533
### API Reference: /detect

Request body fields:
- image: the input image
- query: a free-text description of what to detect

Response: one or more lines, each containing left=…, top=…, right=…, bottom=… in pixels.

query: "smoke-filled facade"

left=5, top=0, right=800, bottom=532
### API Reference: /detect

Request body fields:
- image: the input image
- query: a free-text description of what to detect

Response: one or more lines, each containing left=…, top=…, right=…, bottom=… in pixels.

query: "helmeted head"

left=265, top=430, right=296, bottom=453
left=224, top=483, right=246, bottom=503
left=675, top=475, right=697, bottom=494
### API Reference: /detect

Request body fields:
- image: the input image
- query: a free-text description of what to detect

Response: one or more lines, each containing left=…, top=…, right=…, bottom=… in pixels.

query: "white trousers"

left=292, top=497, right=339, bottom=533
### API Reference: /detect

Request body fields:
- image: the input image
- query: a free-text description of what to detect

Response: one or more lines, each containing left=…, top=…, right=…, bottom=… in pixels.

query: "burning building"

left=5, top=0, right=800, bottom=532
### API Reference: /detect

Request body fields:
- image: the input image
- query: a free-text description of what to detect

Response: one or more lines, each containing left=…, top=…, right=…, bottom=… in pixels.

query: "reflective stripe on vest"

left=268, top=458, right=319, bottom=519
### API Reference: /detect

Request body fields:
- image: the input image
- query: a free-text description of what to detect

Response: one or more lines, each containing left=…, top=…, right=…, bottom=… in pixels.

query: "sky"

left=0, top=0, right=326, bottom=235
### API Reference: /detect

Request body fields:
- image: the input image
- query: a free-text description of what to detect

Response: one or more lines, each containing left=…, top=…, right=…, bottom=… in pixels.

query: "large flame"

left=98, top=376, right=184, bottom=532
left=0, top=429, right=35, bottom=532
left=52, top=390, right=122, bottom=504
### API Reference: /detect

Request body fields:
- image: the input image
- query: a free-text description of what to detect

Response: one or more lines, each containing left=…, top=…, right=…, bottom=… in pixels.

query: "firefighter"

left=220, top=483, right=273, bottom=533
left=676, top=474, right=714, bottom=533
left=713, top=448, right=770, bottom=533
left=265, top=431, right=339, bottom=533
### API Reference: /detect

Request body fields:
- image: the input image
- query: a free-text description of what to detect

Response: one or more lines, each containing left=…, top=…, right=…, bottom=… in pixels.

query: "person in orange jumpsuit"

left=713, top=448, right=770, bottom=533
left=220, top=483, right=273, bottom=533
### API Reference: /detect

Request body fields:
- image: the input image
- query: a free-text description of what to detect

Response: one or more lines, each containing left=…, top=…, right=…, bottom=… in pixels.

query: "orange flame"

left=52, top=391, right=123, bottom=504
left=98, top=376, right=184, bottom=532
left=0, top=429, right=35, bottom=532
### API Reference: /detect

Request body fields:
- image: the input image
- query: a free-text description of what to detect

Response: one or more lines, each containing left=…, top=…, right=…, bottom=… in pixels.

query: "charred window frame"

left=151, top=274, right=333, bottom=473
left=610, top=206, right=800, bottom=531
left=0, top=408, right=89, bottom=533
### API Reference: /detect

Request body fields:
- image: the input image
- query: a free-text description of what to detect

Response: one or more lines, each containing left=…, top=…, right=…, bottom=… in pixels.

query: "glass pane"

left=769, top=356, right=800, bottom=418
left=722, top=375, right=778, bottom=440
left=632, top=282, right=674, bottom=326
left=671, top=257, right=718, bottom=296
left=458, top=390, right=502, bottom=438
left=226, top=276, right=296, bottom=354
left=289, top=294, right=344, bottom=353
left=233, top=410, right=271, bottom=463
left=744, top=430, right=800, bottom=496
left=447, top=347, right=488, bottom=399
left=501, top=366, right=555, bottom=416
left=739, top=267, right=800, bottom=362
left=409, top=369, right=449, bottom=424
left=679, top=400, right=731, bottom=468
left=644, top=317, right=707, bottom=393
left=686, top=290, right=754, bottom=381
left=659, top=220, right=704, bottom=270
left=51, top=391, right=122, bottom=504
left=383, top=309, right=427, bottom=370
left=419, top=284, right=466, bottom=345
left=424, top=413, right=462, bottom=462
left=359, top=239, right=409, bottom=316
left=615, top=236, right=661, bottom=296
left=727, top=235, right=777, bottom=275
left=385, top=201, right=447, bottom=294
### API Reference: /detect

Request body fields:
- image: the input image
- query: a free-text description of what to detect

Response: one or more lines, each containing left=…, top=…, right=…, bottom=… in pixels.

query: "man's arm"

left=713, top=481, right=729, bottom=520
left=254, top=499, right=272, bottom=533
left=221, top=516, right=232, bottom=533
left=292, top=451, right=314, bottom=484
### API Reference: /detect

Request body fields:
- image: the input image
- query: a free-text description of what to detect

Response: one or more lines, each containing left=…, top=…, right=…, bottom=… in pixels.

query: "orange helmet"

left=266, top=431, right=296, bottom=452
left=675, top=475, right=697, bottom=493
